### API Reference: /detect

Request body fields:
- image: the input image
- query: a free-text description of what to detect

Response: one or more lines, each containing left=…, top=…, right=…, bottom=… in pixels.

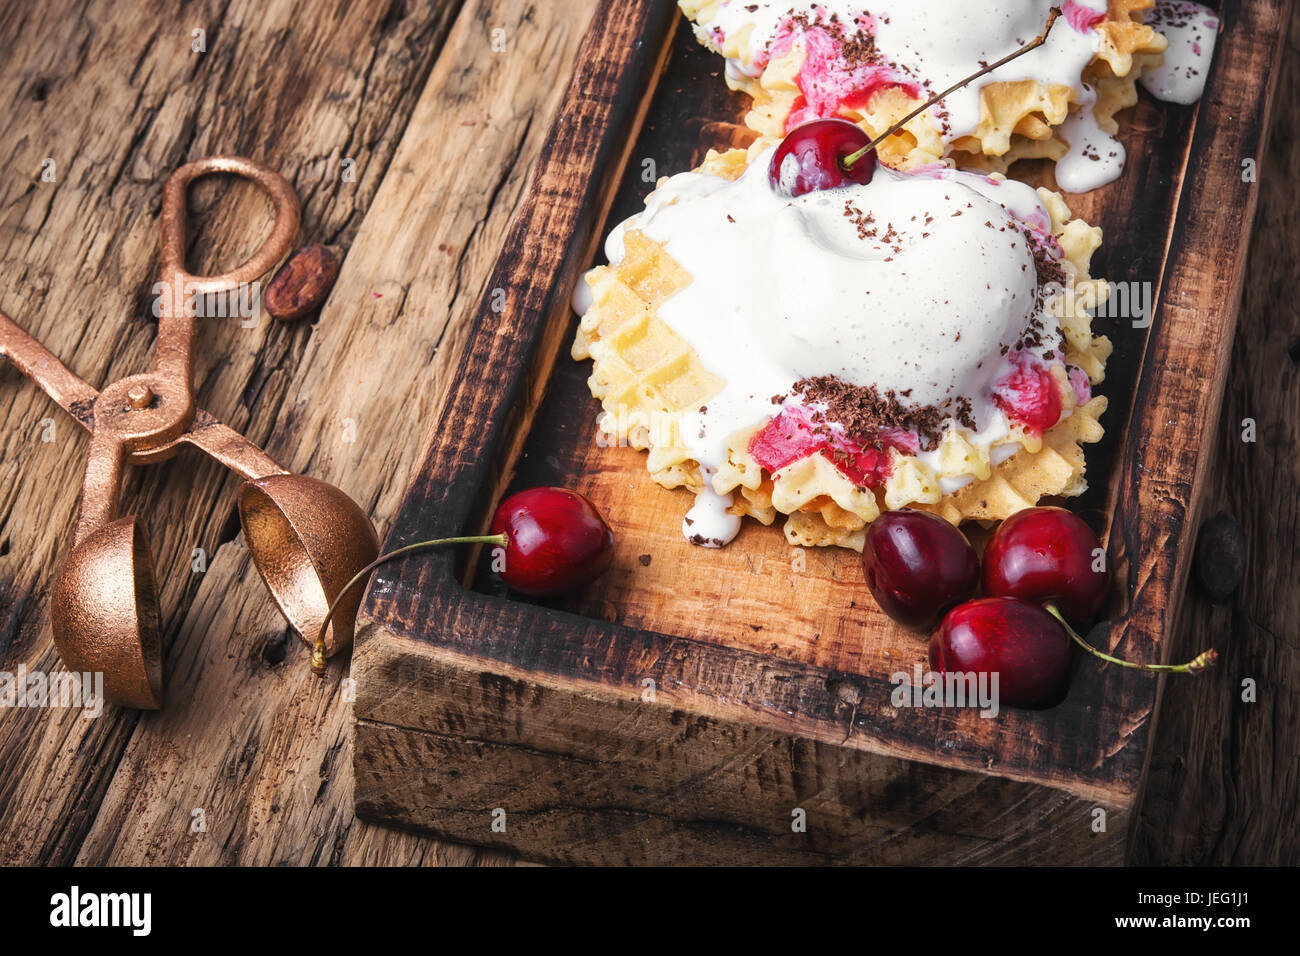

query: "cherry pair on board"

left=862, top=506, right=1213, bottom=708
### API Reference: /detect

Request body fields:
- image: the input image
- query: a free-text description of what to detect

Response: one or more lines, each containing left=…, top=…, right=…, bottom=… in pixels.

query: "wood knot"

left=1193, top=511, right=1246, bottom=604
left=826, top=676, right=862, bottom=706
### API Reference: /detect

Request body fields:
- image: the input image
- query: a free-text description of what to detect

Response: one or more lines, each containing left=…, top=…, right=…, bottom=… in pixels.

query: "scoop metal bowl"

left=238, top=474, right=380, bottom=658
left=50, top=517, right=164, bottom=710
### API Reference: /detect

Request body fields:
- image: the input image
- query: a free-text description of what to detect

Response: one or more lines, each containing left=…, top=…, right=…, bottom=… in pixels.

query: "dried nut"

left=263, top=244, right=341, bottom=321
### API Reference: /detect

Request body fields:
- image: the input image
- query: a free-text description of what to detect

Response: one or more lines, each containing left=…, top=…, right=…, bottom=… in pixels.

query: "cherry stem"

left=1044, top=604, right=1218, bottom=675
left=841, top=6, right=1063, bottom=171
left=310, top=533, right=509, bottom=674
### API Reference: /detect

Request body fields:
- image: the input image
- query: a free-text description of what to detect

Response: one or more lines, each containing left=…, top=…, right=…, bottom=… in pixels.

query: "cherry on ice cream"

left=769, top=119, right=877, bottom=197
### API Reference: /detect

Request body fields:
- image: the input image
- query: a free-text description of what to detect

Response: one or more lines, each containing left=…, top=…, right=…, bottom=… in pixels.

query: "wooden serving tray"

left=352, top=0, right=1289, bottom=864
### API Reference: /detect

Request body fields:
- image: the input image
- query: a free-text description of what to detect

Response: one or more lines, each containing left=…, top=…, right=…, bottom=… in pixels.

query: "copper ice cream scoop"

left=0, top=156, right=378, bottom=709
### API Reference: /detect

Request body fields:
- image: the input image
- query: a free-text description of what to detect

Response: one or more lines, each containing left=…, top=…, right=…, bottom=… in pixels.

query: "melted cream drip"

left=1140, top=1, right=1219, bottom=105
left=683, top=484, right=743, bottom=547
left=1055, top=83, right=1126, bottom=194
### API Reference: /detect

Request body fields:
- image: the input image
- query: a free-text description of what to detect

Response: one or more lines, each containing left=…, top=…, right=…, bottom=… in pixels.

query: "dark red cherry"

left=930, top=597, right=1072, bottom=709
left=769, top=119, right=875, bottom=197
left=490, top=487, right=614, bottom=597
left=983, top=506, right=1108, bottom=625
left=861, top=509, right=979, bottom=631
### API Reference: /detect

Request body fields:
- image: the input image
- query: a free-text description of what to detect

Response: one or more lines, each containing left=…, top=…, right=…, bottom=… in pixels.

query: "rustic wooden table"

left=0, top=0, right=1294, bottom=866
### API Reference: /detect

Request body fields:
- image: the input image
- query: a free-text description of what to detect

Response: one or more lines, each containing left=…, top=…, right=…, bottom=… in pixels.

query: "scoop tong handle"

left=1, top=158, right=301, bottom=544
left=154, top=156, right=301, bottom=397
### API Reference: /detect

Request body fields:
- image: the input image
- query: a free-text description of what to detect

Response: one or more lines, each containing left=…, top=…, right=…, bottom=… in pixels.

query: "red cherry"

left=930, top=597, right=1072, bottom=709
left=983, top=506, right=1108, bottom=625
left=769, top=119, right=875, bottom=197
left=490, top=487, right=614, bottom=596
left=862, top=509, right=980, bottom=631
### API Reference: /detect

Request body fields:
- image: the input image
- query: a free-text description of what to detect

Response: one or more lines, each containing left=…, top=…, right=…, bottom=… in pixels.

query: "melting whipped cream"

left=683, top=486, right=743, bottom=547
left=585, top=148, right=1068, bottom=545
left=704, top=0, right=1108, bottom=144
left=1140, top=1, right=1220, bottom=105
left=700, top=0, right=1218, bottom=193
left=1060, top=2, right=1219, bottom=190
left=1055, top=82, right=1126, bottom=194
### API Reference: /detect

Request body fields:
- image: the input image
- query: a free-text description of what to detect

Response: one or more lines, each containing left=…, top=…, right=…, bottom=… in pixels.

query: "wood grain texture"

left=0, top=0, right=598, bottom=865
left=1131, top=9, right=1300, bottom=866
left=355, top=626, right=1125, bottom=865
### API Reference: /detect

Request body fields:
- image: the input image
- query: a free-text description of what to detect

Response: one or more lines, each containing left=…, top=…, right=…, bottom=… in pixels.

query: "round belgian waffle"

left=572, top=145, right=1111, bottom=550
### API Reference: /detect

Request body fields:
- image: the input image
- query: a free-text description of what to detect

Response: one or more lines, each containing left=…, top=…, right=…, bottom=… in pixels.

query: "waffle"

left=680, top=0, right=1169, bottom=176
left=573, top=148, right=1111, bottom=550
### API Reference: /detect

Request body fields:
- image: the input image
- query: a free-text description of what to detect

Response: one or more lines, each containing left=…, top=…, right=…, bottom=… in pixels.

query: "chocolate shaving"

left=792, top=375, right=948, bottom=452
left=787, top=9, right=884, bottom=71
left=1027, top=228, right=1066, bottom=291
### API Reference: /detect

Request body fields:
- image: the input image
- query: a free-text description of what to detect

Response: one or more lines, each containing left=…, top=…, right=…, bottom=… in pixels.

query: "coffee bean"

left=263, top=243, right=341, bottom=321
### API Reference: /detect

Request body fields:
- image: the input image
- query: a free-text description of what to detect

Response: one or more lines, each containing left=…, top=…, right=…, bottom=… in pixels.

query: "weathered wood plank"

left=355, top=623, right=1127, bottom=865
left=1131, top=7, right=1300, bottom=866
left=0, top=0, right=465, bottom=864
left=0, top=0, right=597, bottom=865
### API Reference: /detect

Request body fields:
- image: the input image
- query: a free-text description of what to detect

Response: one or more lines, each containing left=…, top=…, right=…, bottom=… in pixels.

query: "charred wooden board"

left=0, top=0, right=597, bottom=867
left=353, top=0, right=1292, bottom=864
